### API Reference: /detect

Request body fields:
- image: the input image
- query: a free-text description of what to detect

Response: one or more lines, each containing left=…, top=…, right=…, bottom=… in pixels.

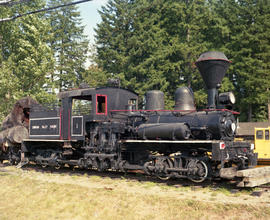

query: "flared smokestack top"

left=195, top=51, right=231, bottom=109
left=195, top=51, right=231, bottom=89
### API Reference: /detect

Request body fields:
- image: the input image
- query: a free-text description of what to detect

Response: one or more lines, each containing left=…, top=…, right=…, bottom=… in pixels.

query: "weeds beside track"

left=1, top=164, right=270, bottom=220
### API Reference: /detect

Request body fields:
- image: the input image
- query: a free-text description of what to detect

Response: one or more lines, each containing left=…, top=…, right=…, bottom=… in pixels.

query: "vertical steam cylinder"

left=174, top=87, right=196, bottom=111
left=145, top=90, right=164, bottom=110
left=195, top=51, right=231, bottom=109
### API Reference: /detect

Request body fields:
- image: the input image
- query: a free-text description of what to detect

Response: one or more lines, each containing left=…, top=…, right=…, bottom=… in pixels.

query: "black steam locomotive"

left=16, top=51, right=257, bottom=182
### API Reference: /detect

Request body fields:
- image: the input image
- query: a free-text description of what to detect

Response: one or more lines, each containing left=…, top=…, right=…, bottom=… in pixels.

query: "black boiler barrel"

left=137, top=123, right=191, bottom=140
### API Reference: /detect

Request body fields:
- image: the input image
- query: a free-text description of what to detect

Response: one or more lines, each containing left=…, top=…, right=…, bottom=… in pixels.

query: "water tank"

left=174, top=87, right=196, bottom=111
left=145, top=90, right=164, bottom=110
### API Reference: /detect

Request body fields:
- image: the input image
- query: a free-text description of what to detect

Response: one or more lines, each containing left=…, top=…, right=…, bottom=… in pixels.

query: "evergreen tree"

left=95, top=0, right=225, bottom=108
left=82, top=64, right=108, bottom=88
left=95, top=0, right=136, bottom=86
left=215, top=0, right=270, bottom=121
left=82, top=45, right=108, bottom=88
left=157, top=0, right=229, bottom=108
left=47, top=0, right=89, bottom=91
left=0, top=0, right=55, bottom=120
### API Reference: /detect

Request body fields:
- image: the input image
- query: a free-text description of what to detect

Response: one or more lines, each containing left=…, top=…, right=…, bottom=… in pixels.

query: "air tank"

left=145, top=90, right=164, bottom=110
left=174, top=87, right=196, bottom=111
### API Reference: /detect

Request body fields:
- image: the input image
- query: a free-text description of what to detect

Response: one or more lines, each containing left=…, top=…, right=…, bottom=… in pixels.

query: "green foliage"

left=82, top=45, right=108, bottom=88
left=47, top=0, right=89, bottom=91
left=82, top=64, right=108, bottom=88
left=0, top=0, right=90, bottom=121
left=95, top=0, right=270, bottom=120
left=214, top=0, right=270, bottom=121
left=0, top=0, right=55, bottom=121
left=0, top=0, right=269, bottom=122
left=95, top=0, right=233, bottom=109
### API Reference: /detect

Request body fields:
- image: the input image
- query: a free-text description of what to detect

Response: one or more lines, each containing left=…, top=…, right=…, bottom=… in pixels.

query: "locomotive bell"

left=174, top=87, right=196, bottom=111
left=195, top=51, right=231, bottom=109
left=145, top=90, right=164, bottom=110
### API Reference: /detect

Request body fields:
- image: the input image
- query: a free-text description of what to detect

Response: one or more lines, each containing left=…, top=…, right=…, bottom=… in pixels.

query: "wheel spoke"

left=188, top=160, right=208, bottom=183
left=155, top=158, right=172, bottom=181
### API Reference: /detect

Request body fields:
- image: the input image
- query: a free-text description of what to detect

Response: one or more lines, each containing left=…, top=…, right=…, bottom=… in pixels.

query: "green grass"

left=0, top=167, right=270, bottom=220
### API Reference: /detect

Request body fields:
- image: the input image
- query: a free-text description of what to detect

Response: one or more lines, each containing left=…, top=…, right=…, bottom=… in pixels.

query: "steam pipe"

left=207, top=88, right=218, bottom=109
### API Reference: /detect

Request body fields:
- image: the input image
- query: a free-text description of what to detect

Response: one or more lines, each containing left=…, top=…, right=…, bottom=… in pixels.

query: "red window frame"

left=96, top=94, right=107, bottom=115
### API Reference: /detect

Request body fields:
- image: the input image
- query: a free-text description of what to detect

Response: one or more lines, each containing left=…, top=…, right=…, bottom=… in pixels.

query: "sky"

left=78, top=0, right=109, bottom=44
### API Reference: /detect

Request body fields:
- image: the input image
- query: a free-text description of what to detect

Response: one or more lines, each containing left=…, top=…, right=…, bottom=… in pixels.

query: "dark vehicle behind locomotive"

left=3, top=51, right=258, bottom=183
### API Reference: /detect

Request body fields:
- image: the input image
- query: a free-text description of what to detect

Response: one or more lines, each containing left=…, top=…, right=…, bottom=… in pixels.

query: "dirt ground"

left=1, top=163, right=270, bottom=220
left=1, top=163, right=270, bottom=206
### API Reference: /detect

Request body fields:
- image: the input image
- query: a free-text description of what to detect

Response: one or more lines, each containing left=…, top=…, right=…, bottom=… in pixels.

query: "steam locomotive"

left=10, top=51, right=257, bottom=183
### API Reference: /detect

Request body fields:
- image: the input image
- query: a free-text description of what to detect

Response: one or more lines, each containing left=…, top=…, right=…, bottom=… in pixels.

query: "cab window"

left=256, top=130, right=264, bottom=140
left=96, top=94, right=107, bottom=114
left=72, top=97, right=92, bottom=116
left=265, top=130, right=269, bottom=140
left=128, top=99, right=137, bottom=110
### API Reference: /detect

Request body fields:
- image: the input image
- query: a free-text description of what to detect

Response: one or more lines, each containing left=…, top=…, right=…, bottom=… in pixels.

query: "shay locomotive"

left=3, top=51, right=258, bottom=183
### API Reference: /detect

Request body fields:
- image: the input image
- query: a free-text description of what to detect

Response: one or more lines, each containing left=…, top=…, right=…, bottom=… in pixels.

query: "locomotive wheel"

left=155, top=158, right=173, bottom=181
left=187, top=160, right=208, bottom=183
left=55, top=164, right=61, bottom=170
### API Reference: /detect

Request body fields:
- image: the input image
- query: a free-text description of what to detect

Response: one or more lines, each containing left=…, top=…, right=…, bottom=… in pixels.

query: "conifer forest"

left=0, top=0, right=269, bottom=122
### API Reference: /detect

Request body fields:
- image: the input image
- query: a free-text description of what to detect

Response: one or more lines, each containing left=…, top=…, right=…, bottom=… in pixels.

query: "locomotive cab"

left=28, top=87, right=138, bottom=141
left=254, top=127, right=270, bottom=165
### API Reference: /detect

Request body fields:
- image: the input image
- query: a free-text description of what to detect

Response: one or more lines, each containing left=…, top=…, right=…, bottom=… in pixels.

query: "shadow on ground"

left=0, top=161, right=246, bottom=192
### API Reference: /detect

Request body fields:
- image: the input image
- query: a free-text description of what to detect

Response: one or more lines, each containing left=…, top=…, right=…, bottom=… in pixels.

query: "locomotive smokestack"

left=195, top=51, right=230, bottom=109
